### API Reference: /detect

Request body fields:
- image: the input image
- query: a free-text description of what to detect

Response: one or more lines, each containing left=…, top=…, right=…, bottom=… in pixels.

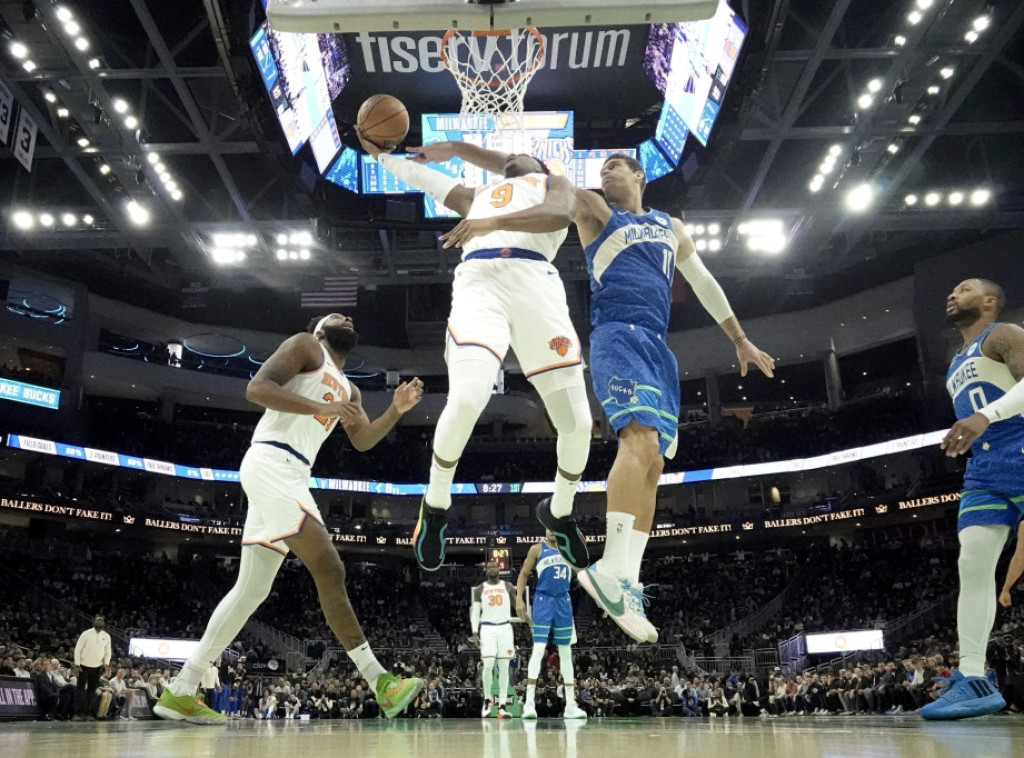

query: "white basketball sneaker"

left=481, top=699, right=492, bottom=718
left=577, top=565, right=656, bottom=643
left=563, top=700, right=588, bottom=720
left=522, top=701, right=538, bottom=719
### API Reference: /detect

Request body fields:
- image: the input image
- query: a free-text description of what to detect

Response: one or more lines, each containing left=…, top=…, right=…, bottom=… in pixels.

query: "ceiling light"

left=99, top=163, right=110, bottom=175
left=904, top=194, right=918, bottom=206
left=707, top=223, right=720, bottom=235
left=171, top=190, right=183, bottom=202
left=964, top=30, right=979, bottom=43
left=856, top=93, right=874, bottom=109
left=154, top=162, right=166, bottom=174
left=12, top=211, right=34, bottom=230
left=124, top=115, right=138, bottom=129
left=695, top=239, right=707, bottom=251
left=77, top=137, right=90, bottom=148
left=276, top=233, right=288, bottom=245
left=908, top=114, right=921, bottom=125
left=939, top=66, right=954, bottom=79
left=147, top=153, right=160, bottom=165
left=276, top=249, right=288, bottom=260
left=246, top=234, right=258, bottom=247
left=114, top=99, right=130, bottom=114
left=818, top=160, right=833, bottom=174
left=695, top=224, right=705, bottom=235
left=828, top=144, right=842, bottom=157
left=56, top=7, right=73, bottom=22
left=83, top=214, right=95, bottom=225
left=9, top=41, right=28, bottom=59
left=809, top=175, right=824, bottom=193
left=927, top=85, right=940, bottom=95
left=907, top=10, right=923, bottom=25
left=972, top=15, right=991, bottom=32
left=39, top=213, right=55, bottom=226
left=165, top=180, right=178, bottom=192
left=299, top=249, right=311, bottom=260
left=64, top=21, right=81, bottom=36
left=886, top=143, right=899, bottom=154
left=290, top=231, right=313, bottom=246
left=87, top=56, right=101, bottom=69
left=924, top=191, right=941, bottom=206
left=22, top=60, right=37, bottom=73
left=43, top=91, right=57, bottom=103
left=867, top=78, right=883, bottom=93
left=708, top=239, right=721, bottom=252
left=61, top=213, right=76, bottom=226
left=760, top=235, right=787, bottom=254
left=948, top=191, right=964, bottom=206
left=970, top=188, right=991, bottom=206
left=57, top=107, right=69, bottom=118
left=126, top=200, right=150, bottom=226
left=211, top=249, right=234, bottom=264
left=74, top=37, right=89, bottom=52
left=894, top=35, right=907, bottom=46
left=737, top=223, right=748, bottom=235
left=915, top=0, right=933, bottom=9
left=844, top=183, right=874, bottom=213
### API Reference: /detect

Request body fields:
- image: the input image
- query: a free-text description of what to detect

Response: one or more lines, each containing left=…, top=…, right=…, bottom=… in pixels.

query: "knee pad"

left=543, top=385, right=592, bottom=473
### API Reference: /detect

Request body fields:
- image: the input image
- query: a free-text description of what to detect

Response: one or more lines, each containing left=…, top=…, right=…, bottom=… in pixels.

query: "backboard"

left=266, top=0, right=718, bottom=34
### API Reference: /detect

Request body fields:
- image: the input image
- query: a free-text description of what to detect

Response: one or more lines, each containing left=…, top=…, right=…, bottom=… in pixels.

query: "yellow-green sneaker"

left=375, top=673, right=425, bottom=719
left=153, top=688, right=227, bottom=725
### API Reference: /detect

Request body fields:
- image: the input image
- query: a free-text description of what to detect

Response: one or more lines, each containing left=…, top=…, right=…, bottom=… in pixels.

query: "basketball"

left=356, top=94, right=410, bottom=150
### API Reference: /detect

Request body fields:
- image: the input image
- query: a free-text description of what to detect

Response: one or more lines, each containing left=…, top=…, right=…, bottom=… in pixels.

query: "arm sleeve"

left=377, top=153, right=462, bottom=206
left=103, top=635, right=111, bottom=666
left=676, top=254, right=735, bottom=324
left=978, top=376, right=1024, bottom=422
left=73, top=634, right=84, bottom=667
left=471, top=601, right=482, bottom=634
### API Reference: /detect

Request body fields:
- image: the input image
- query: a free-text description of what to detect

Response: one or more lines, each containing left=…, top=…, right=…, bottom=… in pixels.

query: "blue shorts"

left=957, top=487, right=1024, bottom=533
left=532, top=593, right=574, bottom=645
left=590, top=322, right=680, bottom=456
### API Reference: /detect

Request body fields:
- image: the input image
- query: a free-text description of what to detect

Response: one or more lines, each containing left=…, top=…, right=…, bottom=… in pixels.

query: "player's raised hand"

left=736, top=339, right=776, bottom=378
left=392, top=378, right=425, bottom=413
left=440, top=218, right=498, bottom=248
left=406, top=142, right=457, bottom=164
left=357, top=132, right=392, bottom=159
left=940, top=412, right=990, bottom=457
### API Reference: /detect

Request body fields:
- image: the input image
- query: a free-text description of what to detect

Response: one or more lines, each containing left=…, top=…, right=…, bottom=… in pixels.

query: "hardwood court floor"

left=3, top=714, right=1023, bottom=758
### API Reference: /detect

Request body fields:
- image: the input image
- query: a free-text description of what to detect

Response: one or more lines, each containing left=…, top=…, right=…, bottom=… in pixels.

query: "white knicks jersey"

left=462, top=173, right=568, bottom=261
left=251, top=344, right=351, bottom=466
left=477, top=581, right=513, bottom=624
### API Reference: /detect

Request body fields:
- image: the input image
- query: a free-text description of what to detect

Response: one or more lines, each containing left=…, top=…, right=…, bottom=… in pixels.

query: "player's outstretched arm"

left=942, top=323, right=1024, bottom=456
left=999, top=521, right=1024, bottom=607
left=406, top=141, right=508, bottom=175
left=672, top=218, right=775, bottom=379
left=470, top=585, right=483, bottom=646
left=440, top=175, right=577, bottom=248
left=358, top=134, right=475, bottom=216
left=338, top=379, right=424, bottom=452
left=515, top=545, right=541, bottom=622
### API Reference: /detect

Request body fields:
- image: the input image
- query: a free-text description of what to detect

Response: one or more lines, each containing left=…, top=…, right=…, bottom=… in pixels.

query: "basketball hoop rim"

left=441, top=27, right=546, bottom=90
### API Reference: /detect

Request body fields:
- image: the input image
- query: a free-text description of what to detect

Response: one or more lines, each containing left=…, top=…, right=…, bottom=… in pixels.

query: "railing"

left=710, top=570, right=812, bottom=656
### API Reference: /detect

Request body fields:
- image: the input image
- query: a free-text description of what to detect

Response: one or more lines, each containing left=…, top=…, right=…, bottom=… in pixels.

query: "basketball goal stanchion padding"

left=440, top=27, right=545, bottom=133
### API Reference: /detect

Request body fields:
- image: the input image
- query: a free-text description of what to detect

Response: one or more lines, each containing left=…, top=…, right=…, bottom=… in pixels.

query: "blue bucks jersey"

left=946, top=322, right=1024, bottom=485
left=535, top=542, right=571, bottom=596
left=583, top=207, right=677, bottom=333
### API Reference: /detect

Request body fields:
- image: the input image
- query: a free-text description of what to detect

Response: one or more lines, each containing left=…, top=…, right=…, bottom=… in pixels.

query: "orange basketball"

left=356, top=94, right=410, bottom=150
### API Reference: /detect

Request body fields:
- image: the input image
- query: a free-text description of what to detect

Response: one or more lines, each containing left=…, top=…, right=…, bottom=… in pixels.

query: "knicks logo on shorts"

left=608, top=377, right=638, bottom=405
left=548, top=336, right=573, bottom=357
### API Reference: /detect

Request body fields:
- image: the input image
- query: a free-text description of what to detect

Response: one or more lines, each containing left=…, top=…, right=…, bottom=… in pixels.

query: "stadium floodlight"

left=948, top=191, right=964, bottom=206
left=857, top=93, right=874, bottom=110
left=904, top=194, right=918, bottom=206
left=924, top=192, right=941, bottom=207
left=969, top=188, right=991, bottom=206
left=845, top=183, right=874, bottom=213
left=12, top=210, right=34, bottom=230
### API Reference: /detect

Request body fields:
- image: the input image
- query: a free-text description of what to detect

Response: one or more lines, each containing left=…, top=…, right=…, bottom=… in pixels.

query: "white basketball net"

left=441, top=28, right=545, bottom=132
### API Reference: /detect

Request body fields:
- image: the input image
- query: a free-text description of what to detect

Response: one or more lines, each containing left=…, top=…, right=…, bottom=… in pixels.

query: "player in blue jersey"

left=438, top=148, right=775, bottom=642
left=920, top=278, right=1024, bottom=719
left=515, top=530, right=587, bottom=720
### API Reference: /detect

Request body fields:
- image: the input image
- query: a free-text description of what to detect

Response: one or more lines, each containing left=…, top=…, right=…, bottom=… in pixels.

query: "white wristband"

left=978, top=377, right=1024, bottom=422
left=377, top=153, right=461, bottom=206
left=676, top=253, right=734, bottom=324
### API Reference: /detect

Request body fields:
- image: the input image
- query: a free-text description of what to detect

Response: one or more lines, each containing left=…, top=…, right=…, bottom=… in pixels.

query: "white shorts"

left=447, top=257, right=584, bottom=394
left=240, top=444, right=324, bottom=555
left=479, top=623, right=515, bottom=660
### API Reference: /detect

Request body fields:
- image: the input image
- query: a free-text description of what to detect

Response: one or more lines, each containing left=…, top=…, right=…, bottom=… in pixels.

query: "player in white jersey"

left=154, top=314, right=426, bottom=724
left=359, top=136, right=593, bottom=575
left=471, top=560, right=518, bottom=718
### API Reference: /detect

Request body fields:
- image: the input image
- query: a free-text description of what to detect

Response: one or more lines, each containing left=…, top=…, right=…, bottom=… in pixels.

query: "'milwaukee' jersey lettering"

left=535, top=541, right=571, bottom=596
left=946, top=322, right=1024, bottom=482
left=584, top=207, right=678, bottom=333
left=251, top=344, right=351, bottom=466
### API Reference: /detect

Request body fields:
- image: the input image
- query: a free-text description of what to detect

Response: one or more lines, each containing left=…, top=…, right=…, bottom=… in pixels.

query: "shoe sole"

left=537, top=499, right=589, bottom=569
left=577, top=569, right=648, bottom=643
left=381, top=678, right=426, bottom=719
left=413, top=503, right=445, bottom=572
left=522, top=713, right=538, bottom=720
left=920, top=695, right=1005, bottom=720
left=153, top=704, right=226, bottom=725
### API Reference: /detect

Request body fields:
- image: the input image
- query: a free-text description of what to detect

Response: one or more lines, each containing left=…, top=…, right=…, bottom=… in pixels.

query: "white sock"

left=598, top=511, right=635, bottom=578
left=347, top=642, right=386, bottom=690
left=627, top=529, right=649, bottom=585
left=425, top=457, right=456, bottom=510
left=497, top=660, right=510, bottom=706
left=526, top=683, right=536, bottom=705
left=168, top=661, right=208, bottom=697
left=549, top=471, right=579, bottom=518
left=957, top=524, right=1009, bottom=677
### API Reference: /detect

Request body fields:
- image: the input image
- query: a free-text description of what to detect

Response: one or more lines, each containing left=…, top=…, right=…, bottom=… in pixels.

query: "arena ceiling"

left=1, top=0, right=1022, bottom=344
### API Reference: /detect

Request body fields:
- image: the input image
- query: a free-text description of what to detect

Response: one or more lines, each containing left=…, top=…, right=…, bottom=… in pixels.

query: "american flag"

left=300, top=275, right=358, bottom=309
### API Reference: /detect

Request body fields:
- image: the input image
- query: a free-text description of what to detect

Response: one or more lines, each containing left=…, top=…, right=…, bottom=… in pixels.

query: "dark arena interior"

left=1, top=0, right=1024, bottom=755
